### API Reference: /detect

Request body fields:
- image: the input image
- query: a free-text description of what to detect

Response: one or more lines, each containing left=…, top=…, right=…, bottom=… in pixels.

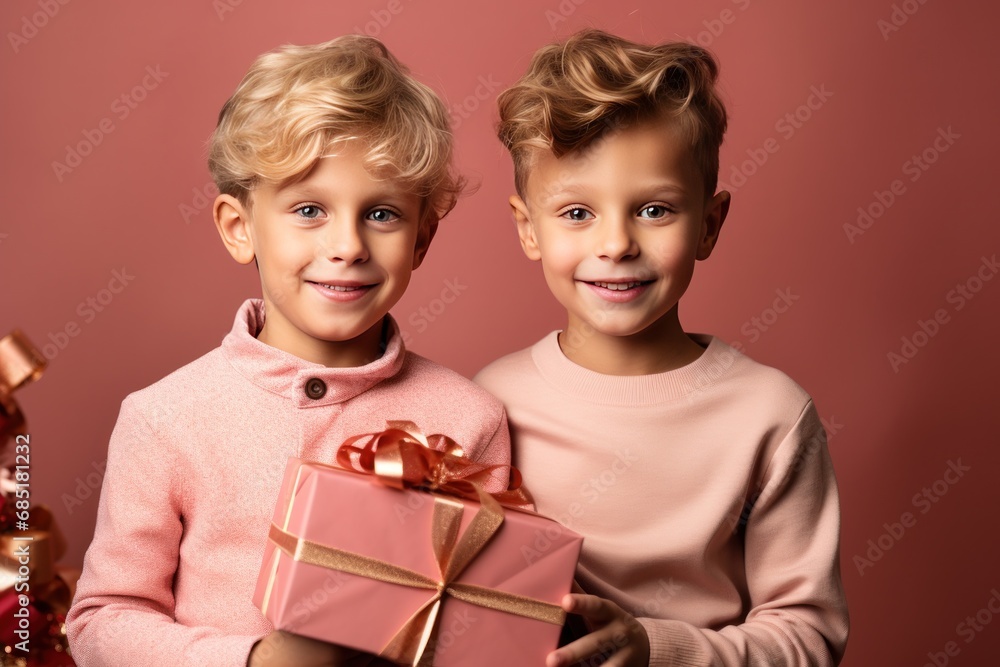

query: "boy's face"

left=510, top=117, right=729, bottom=348
left=214, top=140, right=432, bottom=366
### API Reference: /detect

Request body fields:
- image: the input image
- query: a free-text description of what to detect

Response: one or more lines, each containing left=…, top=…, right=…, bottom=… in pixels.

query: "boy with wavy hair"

left=477, top=29, right=848, bottom=666
left=68, top=35, right=509, bottom=666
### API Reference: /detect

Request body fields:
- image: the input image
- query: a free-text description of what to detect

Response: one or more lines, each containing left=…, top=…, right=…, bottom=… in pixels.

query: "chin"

left=582, top=320, right=648, bottom=338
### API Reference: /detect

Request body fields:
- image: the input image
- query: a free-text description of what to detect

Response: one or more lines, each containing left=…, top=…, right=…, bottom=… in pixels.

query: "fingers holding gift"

left=547, top=594, right=651, bottom=667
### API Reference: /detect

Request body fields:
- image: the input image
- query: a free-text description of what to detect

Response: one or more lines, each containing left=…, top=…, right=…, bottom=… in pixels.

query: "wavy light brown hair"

left=497, top=29, right=728, bottom=200
left=208, top=35, right=463, bottom=225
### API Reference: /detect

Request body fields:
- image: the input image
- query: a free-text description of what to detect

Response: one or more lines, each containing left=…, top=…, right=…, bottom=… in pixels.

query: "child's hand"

left=247, top=630, right=396, bottom=667
left=547, top=594, right=650, bottom=667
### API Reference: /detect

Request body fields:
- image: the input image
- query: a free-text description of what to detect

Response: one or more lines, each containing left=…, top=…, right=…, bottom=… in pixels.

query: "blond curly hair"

left=209, top=35, right=463, bottom=225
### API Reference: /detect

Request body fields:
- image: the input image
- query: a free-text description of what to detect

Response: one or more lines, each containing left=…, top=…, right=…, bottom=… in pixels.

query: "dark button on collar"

left=304, top=377, right=327, bottom=400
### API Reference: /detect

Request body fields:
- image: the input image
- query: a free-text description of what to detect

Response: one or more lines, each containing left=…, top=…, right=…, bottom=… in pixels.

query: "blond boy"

left=68, top=36, right=510, bottom=666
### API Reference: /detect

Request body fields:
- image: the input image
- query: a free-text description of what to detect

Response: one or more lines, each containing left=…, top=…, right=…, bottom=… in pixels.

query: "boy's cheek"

left=537, top=244, right=580, bottom=276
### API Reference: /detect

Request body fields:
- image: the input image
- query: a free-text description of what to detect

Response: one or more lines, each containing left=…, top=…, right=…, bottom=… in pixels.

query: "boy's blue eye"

left=639, top=205, right=669, bottom=219
left=563, top=208, right=593, bottom=222
left=368, top=208, right=399, bottom=224
left=296, top=205, right=322, bottom=219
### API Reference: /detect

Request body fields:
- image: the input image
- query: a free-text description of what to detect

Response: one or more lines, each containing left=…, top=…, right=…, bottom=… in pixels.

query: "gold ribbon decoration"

left=0, top=331, right=46, bottom=398
left=335, top=420, right=533, bottom=509
left=269, top=423, right=560, bottom=665
left=0, top=330, right=46, bottom=447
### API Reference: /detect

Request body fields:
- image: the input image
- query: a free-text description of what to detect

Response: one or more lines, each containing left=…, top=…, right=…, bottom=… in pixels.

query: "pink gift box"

left=253, top=457, right=583, bottom=666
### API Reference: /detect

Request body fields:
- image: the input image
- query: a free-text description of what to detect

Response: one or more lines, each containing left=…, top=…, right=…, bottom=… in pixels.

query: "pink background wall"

left=3, top=0, right=998, bottom=663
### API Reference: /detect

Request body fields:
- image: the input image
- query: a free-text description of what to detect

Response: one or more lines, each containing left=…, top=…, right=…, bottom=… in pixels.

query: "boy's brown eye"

left=563, top=208, right=593, bottom=222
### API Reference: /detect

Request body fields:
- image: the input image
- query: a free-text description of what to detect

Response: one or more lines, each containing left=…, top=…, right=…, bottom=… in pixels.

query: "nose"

left=321, top=218, right=369, bottom=265
left=597, top=215, right=639, bottom=262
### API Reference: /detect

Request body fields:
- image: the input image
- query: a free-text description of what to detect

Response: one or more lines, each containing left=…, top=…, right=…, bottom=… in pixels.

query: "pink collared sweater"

left=67, top=299, right=511, bottom=666
left=475, top=332, right=849, bottom=666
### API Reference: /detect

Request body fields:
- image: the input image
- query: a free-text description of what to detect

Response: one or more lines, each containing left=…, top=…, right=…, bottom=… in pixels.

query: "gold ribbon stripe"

left=267, top=523, right=564, bottom=626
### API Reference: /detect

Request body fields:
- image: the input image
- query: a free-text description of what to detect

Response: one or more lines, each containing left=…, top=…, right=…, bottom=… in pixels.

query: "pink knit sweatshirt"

left=67, top=299, right=511, bottom=666
left=475, top=332, right=848, bottom=666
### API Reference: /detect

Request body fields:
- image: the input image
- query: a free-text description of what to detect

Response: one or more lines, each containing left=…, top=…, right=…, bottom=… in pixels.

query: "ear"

left=510, top=194, right=541, bottom=261
left=696, top=189, right=730, bottom=261
left=411, top=217, right=439, bottom=270
left=214, top=194, right=256, bottom=265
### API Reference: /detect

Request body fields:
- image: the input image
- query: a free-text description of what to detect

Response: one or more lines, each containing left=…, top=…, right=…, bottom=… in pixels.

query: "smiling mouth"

left=308, top=281, right=376, bottom=292
left=586, top=281, right=651, bottom=291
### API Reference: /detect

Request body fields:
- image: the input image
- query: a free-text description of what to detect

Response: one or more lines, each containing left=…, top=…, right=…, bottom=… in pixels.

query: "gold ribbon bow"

left=268, top=423, right=559, bottom=666
left=335, top=420, right=533, bottom=509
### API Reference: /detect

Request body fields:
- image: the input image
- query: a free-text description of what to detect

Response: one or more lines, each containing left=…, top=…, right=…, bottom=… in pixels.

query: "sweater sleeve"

left=475, top=409, right=513, bottom=495
left=66, top=395, right=263, bottom=666
left=636, top=401, right=849, bottom=666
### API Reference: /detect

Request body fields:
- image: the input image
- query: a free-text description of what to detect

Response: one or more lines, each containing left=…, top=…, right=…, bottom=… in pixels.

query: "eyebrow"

left=278, top=182, right=411, bottom=204
left=630, top=181, right=689, bottom=196
left=279, top=185, right=324, bottom=199
left=535, top=180, right=689, bottom=204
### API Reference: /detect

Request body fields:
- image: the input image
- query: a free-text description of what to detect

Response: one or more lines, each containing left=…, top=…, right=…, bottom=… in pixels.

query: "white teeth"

left=318, top=283, right=362, bottom=292
left=593, top=281, right=642, bottom=291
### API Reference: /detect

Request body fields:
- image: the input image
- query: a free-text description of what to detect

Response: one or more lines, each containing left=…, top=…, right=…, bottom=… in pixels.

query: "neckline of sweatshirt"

left=530, top=331, right=743, bottom=407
